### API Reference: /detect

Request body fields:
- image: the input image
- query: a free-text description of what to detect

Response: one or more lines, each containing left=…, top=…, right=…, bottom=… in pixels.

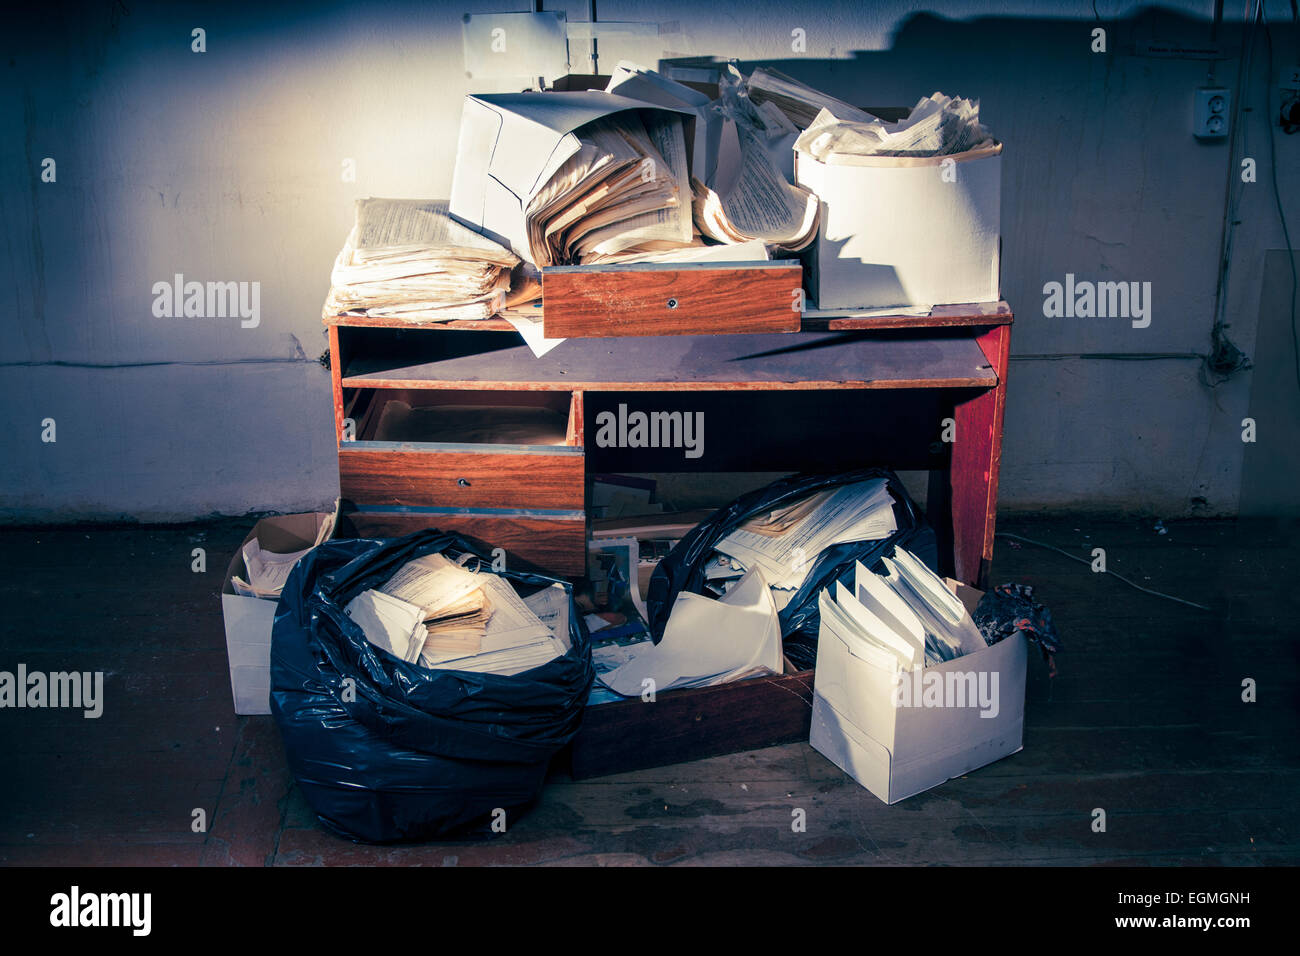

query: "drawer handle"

left=456, top=478, right=471, bottom=487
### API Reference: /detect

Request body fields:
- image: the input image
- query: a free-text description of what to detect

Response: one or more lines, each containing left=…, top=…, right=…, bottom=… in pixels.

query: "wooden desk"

left=324, top=302, right=1012, bottom=587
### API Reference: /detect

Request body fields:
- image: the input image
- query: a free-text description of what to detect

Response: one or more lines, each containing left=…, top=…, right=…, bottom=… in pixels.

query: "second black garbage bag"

left=644, top=468, right=936, bottom=671
left=270, top=528, right=593, bottom=844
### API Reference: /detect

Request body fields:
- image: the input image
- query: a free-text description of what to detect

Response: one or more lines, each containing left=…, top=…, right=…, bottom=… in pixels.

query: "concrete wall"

left=2, top=0, right=1298, bottom=521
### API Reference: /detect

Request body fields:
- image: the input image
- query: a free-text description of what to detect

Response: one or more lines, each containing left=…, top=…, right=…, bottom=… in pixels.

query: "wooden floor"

left=1, top=515, right=1296, bottom=866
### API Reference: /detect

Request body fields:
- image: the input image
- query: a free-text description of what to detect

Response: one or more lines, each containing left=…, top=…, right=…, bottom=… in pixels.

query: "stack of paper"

left=346, top=553, right=570, bottom=675
left=344, top=589, right=429, bottom=664
left=683, top=65, right=819, bottom=251
left=524, top=111, right=699, bottom=265
left=744, top=67, right=876, bottom=130
left=420, top=575, right=566, bottom=676
left=713, top=479, right=898, bottom=590
left=878, top=549, right=984, bottom=663
left=819, top=550, right=982, bottom=673
left=324, top=198, right=519, bottom=322
left=605, top=64, right=718, bottom=189
left=821, top=548, right=977, bottom=676
left=376, top=553, right=492, bottom=656
left=793, top=92, right=995, bottom=162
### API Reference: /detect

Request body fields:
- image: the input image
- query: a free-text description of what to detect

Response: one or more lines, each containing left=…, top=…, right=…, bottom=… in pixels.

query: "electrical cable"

left=994, top=532, right=1212, bottom=611
left=1262, top=8, right=1300, bottom=393
left=1205, top=0, right=1262, bottom=387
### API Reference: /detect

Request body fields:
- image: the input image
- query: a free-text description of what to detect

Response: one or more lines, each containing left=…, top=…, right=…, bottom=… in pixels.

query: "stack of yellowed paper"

left=524, top=113, right=700, bottom=265
left=324, top=198, right=518, bottom=322
left=377, top=553, right=493, bottom=657
left=345, top=552, right=571, bottom=676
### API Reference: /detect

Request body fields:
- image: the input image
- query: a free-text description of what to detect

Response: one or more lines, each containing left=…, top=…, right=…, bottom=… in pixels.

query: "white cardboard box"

left=219, top=511, right=336, bottom=715
left=809, top=579, right=1027, bottom=803
left=794, top=143, right=1002, bottom=311
left=448, top=90, right=695, bottom=264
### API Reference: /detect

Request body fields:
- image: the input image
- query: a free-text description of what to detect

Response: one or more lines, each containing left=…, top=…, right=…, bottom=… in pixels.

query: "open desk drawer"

left=339, top=389, right=584, bottom=511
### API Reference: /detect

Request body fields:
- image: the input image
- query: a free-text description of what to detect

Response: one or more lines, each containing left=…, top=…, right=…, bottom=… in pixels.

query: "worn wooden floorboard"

left=0, top=515, right=1296, bottom=866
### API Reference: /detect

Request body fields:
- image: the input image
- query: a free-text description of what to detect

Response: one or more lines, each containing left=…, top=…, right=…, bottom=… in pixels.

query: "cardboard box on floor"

left=810, top=579, right=1027, bottom=803
left=795, top=143, right=1002, bottom=311
left=220, top=508, right=338, bottom=716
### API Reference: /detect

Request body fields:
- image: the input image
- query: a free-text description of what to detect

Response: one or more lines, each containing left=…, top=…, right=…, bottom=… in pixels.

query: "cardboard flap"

left=466, top=91, right=694, bottom=200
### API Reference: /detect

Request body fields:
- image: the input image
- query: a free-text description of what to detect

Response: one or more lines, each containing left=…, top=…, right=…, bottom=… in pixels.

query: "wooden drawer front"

left=344, top=510, right=587, bottom=577
left=339, top=445, right=584, bottom=511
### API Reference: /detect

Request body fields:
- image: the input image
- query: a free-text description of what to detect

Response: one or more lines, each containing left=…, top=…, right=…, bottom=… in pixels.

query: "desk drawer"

left=343, top=508, right=587, bottom=576
left=339, top=444, right=583, bottom=510
left=340, top=388, right=584, bottom=511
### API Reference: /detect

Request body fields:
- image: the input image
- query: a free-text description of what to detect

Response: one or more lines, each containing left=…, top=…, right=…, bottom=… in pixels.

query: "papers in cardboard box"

left=794, top=92, right=994, bottom=162
left=231, top=512, right=336, bottom=599
left=449, top=91, right=701, bottom=267
left=818, top=553, right=979, bottom=674
left=810, top=566, right=1026, bottom=804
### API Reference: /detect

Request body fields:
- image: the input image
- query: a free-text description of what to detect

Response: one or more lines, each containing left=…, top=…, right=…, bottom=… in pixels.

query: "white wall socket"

left=1193, top=87, right=1230, bottom=139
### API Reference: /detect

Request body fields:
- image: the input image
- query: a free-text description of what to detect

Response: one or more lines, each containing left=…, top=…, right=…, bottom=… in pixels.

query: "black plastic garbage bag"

left=270, top=528, right=593, bottom=843
left=645, top=468, right=936, bottom=671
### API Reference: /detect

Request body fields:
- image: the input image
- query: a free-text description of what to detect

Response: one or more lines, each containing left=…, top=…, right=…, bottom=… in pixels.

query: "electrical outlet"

left=1194, top=87, right=1230, bottom=139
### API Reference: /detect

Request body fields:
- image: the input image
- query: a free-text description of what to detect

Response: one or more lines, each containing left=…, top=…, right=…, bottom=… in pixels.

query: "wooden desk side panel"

left=947, top=324, right=1010, bottom=587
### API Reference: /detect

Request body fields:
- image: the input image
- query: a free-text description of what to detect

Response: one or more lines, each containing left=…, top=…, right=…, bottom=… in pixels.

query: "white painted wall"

left=2, top=0, right=1297, bottom=520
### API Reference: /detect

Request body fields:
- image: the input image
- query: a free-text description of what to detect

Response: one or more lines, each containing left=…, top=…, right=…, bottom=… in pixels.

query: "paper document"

left=345, top=589, right=427, bottom=663
left=744, top=66, right=876, bottom=130
left=692, top=122, right=819, bottom=251
left=602, top=567, right=783, bottom=696
left=523, top=583, right=573, bottom=650
left=324, top=198, right=518, bottom=322
left=421, top=574, right=564, bottom=675
left=449, top=91, right=699, bottom=266
left=504, top=315, right=566, bottom=358
left=794, top=92, right=995, bottom=162
left=714, top=479, right=897, bottom=589
left=232, top=540, right=314, bottom=599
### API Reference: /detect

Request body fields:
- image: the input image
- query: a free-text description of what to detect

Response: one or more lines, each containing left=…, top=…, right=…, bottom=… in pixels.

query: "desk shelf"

left=339, top=330, right=999, bottom=392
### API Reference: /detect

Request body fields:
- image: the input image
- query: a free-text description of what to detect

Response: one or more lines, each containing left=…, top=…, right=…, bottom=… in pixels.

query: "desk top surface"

left=341, top=330, right=999, bottom=391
